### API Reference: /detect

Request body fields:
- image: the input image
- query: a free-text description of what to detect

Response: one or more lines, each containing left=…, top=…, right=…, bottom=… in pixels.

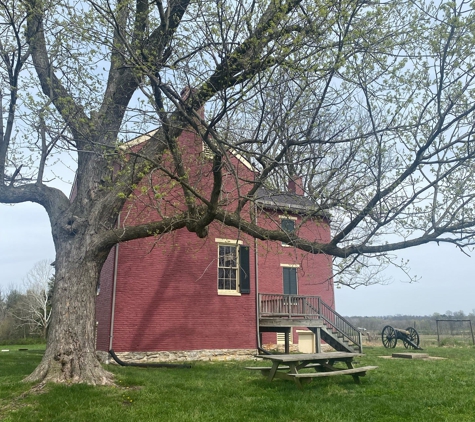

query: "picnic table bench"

left=246, top=352, right=377, bottom=389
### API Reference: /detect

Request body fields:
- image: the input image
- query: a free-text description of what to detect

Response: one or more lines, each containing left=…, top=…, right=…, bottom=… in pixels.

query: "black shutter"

left=239, top=246, right=251, bottom=294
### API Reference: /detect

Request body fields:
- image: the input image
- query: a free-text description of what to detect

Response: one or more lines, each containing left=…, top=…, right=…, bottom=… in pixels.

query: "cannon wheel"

left=403, top=327, right=420, bottom=349
left=382, top=325, right=398, bottom=348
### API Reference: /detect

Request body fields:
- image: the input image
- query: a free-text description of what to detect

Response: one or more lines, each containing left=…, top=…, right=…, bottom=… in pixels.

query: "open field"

left=362, top=333, right=475, bottom=348
left=1, top=345, right=475, bottom=421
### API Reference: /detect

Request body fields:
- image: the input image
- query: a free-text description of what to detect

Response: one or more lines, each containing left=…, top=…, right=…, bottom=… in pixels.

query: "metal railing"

left=258, top=293, right=362, bottom=351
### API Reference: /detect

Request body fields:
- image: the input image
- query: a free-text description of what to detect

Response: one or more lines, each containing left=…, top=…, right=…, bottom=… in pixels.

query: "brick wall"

left=95, top=245, right=116, bottom=351
left=257, top=211, right=334, bottom=344
left=96, top=124, right=335, bottom=353
left=111, top=225, right=257, bottom=352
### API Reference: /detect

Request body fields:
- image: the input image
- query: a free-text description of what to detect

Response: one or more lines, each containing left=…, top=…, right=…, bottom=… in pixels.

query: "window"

left=281, top=218, right=295, bottom=232
left=283, top=266, right=298, bottom=295
left=281, top=218, right=295, bottom=246
left=218, top=245, right=238, bottom=292
left=215, top=239, right=250, bottom=295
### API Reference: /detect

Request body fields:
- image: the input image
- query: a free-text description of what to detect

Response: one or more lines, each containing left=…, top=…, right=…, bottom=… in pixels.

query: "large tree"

left=2, top=0, right=475, bottom=384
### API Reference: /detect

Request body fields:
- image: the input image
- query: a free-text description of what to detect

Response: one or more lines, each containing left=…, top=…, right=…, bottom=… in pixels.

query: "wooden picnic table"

left=246, top=352, right=377, bottom=389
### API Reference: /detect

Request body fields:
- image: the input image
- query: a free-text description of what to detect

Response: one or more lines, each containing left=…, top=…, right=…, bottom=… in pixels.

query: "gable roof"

left=119, top=126, right=327, bottom=218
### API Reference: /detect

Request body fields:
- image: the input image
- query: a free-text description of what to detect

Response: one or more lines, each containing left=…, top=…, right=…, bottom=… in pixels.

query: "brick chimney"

left=288, top=175, right=304, bottom=196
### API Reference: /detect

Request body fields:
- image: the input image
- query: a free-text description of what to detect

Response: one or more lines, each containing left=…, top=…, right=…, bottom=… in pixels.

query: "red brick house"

left=94, top=117, right=361, bottom=362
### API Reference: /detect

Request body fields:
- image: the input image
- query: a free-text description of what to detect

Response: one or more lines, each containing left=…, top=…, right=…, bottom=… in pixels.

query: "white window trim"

left=280, top=263, right=300, bottom=267
left=217, top=241, right=242, bottom=296
left=215, top=238, right=243, bottom=245
left=218, top=290, right=242, bottom=296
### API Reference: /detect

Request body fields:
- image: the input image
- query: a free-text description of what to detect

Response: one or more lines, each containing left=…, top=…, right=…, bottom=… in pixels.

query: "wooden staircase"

left=258, top=294, right=362, bottom=353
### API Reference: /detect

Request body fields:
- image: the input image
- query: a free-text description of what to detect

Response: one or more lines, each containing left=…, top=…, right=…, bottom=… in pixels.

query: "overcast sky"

left=1, top=199, right=473, bottom=316
left=335, top=242, right=474, bottom=316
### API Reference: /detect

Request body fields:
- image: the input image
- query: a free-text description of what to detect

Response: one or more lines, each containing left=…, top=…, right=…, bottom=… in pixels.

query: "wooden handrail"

left=317, top=297, right=361, bottom=350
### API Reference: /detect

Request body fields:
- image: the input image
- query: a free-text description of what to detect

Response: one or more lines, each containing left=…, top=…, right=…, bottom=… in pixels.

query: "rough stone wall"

left=97, top=348, right=258, bottom=364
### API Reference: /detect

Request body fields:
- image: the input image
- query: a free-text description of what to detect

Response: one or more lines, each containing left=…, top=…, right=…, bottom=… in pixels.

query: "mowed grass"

left=1, top=345, right=475, bottom=422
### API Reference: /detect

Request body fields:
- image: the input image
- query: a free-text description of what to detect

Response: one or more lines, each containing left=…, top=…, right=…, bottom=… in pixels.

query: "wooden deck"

left=259, top=318, right=324, bottom=328
left=258, top=294, right=363, bottom=353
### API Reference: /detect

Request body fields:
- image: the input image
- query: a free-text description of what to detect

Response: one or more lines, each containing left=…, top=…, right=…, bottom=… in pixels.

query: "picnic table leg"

left=293, top=378, right=304, bottom=389
left=267, top=362, right=280, bottom=382
left=288, top=362, right=299, bottom=375
left=344, top=359, right=361, bottom=384
left=288, top=363, right=304, bottom=389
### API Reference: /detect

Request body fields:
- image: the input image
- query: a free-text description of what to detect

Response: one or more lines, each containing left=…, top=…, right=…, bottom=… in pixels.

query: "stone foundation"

left=97, top=348, right=257, bottom=364
left=262, top=343, right=300, bottom=353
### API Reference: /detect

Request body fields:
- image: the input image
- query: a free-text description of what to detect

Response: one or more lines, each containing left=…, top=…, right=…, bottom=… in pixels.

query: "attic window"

left=281, top=218, right=295, bottom=232
left=281, top=218, right=295, bottom=246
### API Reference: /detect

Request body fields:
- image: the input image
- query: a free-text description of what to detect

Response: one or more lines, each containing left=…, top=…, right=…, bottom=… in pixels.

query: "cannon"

left=381, top=325, right=422, bottom=350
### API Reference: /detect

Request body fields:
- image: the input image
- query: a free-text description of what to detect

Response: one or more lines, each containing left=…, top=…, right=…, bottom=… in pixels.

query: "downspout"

left=108, top=215, right=120, bottom=352
left=254, top=202, right=261, bottom=350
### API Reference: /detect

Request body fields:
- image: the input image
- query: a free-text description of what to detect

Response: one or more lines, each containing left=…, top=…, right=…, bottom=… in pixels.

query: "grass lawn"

left=1, top=345, right=475, bottom=421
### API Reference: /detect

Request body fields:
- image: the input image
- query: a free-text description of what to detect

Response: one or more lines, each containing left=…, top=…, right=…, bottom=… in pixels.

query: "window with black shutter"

left=218, top=245, right=238, bottom=291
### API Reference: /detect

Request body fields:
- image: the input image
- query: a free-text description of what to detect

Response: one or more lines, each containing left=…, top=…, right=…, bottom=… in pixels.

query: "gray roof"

left=255, top=186, right=325, bottom=216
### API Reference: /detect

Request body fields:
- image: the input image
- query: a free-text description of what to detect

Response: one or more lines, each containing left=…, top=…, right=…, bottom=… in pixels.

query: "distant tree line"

left=2, top=258, right=471, bottom=343
left=0, top=260, right=53, bottom=343
left=347, top=311, right=475, bottom=336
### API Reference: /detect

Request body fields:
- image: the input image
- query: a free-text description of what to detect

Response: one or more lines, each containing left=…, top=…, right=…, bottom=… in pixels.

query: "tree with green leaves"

left=2, top=0, right=475, bottom=385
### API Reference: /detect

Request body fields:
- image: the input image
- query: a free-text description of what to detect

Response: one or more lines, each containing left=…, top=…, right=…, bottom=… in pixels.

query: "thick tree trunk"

left=24, top=236, right=114, bottom=385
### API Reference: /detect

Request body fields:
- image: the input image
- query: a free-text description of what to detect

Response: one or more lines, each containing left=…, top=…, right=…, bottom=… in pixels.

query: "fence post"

left=436, top=319, right=440, bottom=346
